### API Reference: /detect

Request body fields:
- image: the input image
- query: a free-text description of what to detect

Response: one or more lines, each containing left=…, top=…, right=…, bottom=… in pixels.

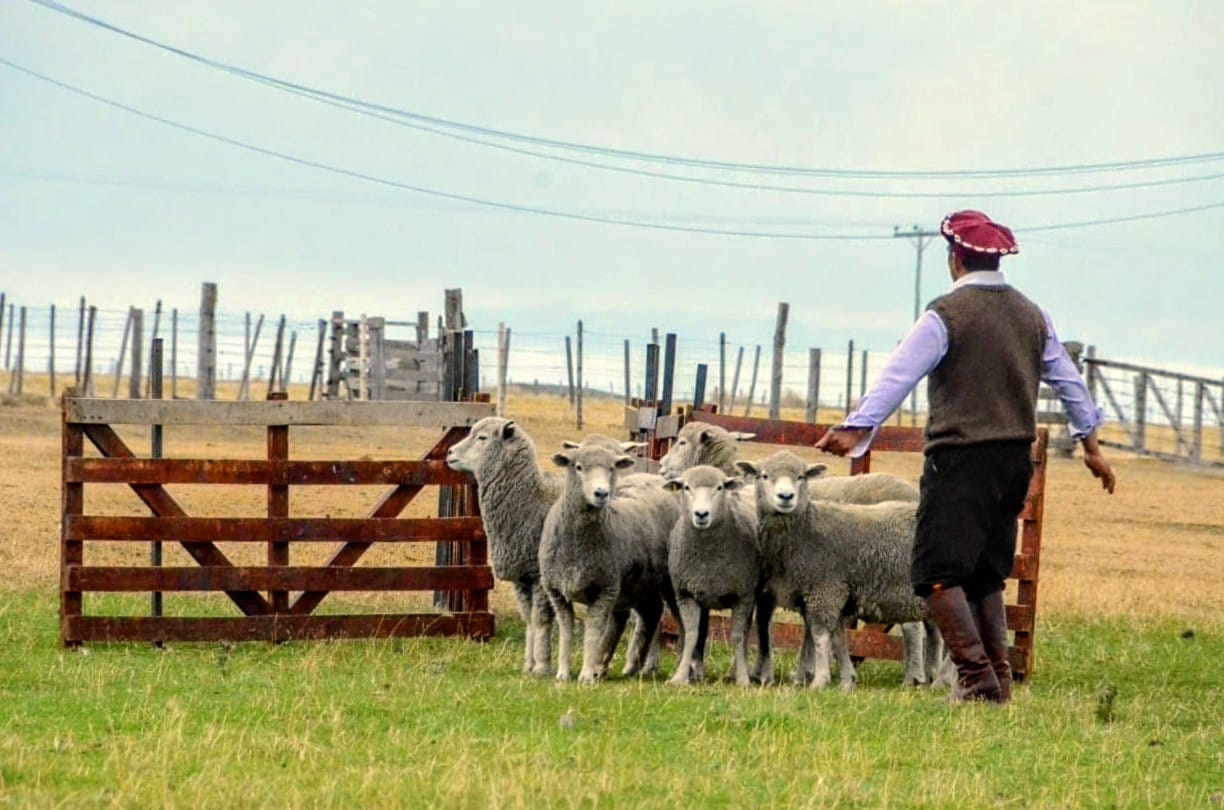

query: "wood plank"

left=64, top=612, right=496, bottom=644
left=82, top=424, right=271, bottom=616
left=690, top=411, right=927, bottom=453
left=65, top=515, right=485, bottom=543
left=68, top=565, right=494, bottom=592
left=1010, top=553, right=1037, bottom=581
left=65, top=458, right=470, bottom=486
left=66, top=398, right=494, bottom=427
left=291, top=426, right=471, bottom=615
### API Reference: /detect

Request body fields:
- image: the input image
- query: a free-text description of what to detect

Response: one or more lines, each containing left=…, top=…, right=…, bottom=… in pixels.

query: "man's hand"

left=1083, top=450, right=1116, bottom=493
left=1080, top=432, right=1116, bottom=494
left=815, top=426, right=869, bottom=457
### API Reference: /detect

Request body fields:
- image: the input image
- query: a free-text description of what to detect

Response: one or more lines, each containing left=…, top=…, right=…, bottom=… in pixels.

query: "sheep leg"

left=832, top=619, right=857, bottom=690
left=793, top=632, right=814, bottom=685
left=668, top=597, right=705, bottom=686
left=602, top=609, right=629, bottom=672
left=549, top=589, right=576, bottom=682
left=901, top=621, right=927, bottom=686
left=804, top=619, right=834, bottom=689
left=626, top=595, right=663, bottom=678
left=579, top=590, right=618, bottom=683
left=512, top=583, right=535, bottom=674
left=751, top=591, right=776, bottom=685
left=529, top=583, right=555, bottom=677
left=691, top=608, right=709, bottom=683
left=923, top=618, right=947, bottom=687
left=729, top=598, right=754, bottom=687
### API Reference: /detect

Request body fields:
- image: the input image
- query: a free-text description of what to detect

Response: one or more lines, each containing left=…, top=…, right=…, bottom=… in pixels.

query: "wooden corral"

left=59, top=391, right=496, bottom=645
left=645, top=406, right=1048, bottom=682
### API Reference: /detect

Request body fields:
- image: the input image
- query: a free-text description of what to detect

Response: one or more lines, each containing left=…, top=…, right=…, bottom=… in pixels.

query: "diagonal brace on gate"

left=82, top=424, right=272, bottom=616
left=289, top=426, right=471, bottom=615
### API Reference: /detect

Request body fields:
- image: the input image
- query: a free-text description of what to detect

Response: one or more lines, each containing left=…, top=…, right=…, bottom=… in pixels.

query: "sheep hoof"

left=668, top=672, right=692, bottom=686
left=577, top=670, right=602, bottom=684
left=555, top=670, right=571, bottom=683
left=531, top=664, right=554, bottom=678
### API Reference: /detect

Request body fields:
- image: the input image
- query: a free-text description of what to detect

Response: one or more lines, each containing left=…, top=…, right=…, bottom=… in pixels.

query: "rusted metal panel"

left=64, top=612, right=496, bottom=644
left=67, top=565, right=494, bottom=593
left=65, top=458, right=469, bottom=486
left=81, top=424, right=271, bottom=616
left=65, top=515, right=485, bottom=543
left=65, top=397, right=494, bottom=427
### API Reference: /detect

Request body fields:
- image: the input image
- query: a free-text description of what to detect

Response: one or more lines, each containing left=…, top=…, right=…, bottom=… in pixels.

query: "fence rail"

left=60, top=392, right=496, bottom=645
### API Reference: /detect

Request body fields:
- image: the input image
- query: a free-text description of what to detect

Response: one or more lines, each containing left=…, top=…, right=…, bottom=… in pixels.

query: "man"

left=816, top=209, right=1116, bottom=704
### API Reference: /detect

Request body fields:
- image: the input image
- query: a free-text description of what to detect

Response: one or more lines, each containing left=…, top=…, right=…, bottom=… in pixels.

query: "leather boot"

left=924, top=586, right=1002, bottom=703
left=971, top=589, right=1012, bottom=703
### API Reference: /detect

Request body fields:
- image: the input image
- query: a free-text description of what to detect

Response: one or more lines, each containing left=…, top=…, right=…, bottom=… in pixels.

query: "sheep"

left=445, top=416, right=561, bottom=676
left=658, top=421, right=919, bottom=504
left=737, top=451, right=935, bottom=689
left=661, top=466, right=760, bottom=686
left=539, top=443, right=680, bottom=683
left=659, top=421, right=929, bottom=684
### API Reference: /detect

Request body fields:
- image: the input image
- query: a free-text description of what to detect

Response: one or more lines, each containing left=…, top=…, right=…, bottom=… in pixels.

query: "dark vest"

left=924, top=284, right=1047, bottom=452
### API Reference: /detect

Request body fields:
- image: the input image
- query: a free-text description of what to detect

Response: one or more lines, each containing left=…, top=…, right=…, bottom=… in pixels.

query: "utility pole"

left=894, top=224, right=939, bottom=426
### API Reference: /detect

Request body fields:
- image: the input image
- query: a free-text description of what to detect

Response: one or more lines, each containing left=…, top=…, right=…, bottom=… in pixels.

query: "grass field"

left=1, top=382, right=1222, bottom=807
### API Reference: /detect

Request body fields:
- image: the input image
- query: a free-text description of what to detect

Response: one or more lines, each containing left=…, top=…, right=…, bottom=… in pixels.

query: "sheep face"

left=552, top=445, right=636, bottom=509
left=446, top=416, right=521, bottom=477
left=736, top=452, right=827, bottom=516
left=662, top=465, right=743, bottom=529
left=658, top=423, right=755, bottom=480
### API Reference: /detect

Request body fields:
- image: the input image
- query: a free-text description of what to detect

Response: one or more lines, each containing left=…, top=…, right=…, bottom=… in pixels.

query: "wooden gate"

left=60, top=393, right=496, bottom=645
left=659, top=408, right=1048, bottom=681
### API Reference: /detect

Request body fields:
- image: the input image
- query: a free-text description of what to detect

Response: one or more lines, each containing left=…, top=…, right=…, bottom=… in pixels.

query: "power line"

left=25, top=0, right=1224, bottom=181
left=0, top=57, right=892, bottom=241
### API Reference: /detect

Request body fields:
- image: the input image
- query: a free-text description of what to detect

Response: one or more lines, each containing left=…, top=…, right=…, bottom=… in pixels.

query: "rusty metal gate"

left=656, top=408, right=1048, bottom=681
left=60, top=392, right=496, bottom=645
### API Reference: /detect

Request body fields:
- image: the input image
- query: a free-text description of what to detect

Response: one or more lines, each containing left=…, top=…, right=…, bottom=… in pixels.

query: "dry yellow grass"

left=2, top=375, right=1222, bottom=627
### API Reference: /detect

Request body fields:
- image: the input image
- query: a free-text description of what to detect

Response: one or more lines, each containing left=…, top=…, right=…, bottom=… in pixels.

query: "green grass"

left=1, top=595, right=1221, bottom=809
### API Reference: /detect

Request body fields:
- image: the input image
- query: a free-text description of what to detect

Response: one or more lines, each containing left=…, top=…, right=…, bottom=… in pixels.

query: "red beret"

left=940, top=210, right=1019, bottom=256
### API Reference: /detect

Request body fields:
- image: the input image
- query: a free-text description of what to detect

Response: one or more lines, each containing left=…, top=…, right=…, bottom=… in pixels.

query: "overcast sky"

left=2, top=0, right=1223, bottom=383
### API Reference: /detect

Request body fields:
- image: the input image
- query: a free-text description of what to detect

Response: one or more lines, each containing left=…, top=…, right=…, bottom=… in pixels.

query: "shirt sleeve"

left=839, top=311, right=947, bottom=457
left=1040, top=311, right=1103, bottom=440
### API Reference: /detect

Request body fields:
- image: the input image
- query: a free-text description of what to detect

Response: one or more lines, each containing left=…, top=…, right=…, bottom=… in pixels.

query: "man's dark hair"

left=961, top=251, right=1001, bottom=272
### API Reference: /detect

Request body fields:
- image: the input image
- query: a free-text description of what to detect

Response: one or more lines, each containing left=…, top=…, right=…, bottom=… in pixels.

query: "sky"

left=2, top=0, right=1223, bottom=394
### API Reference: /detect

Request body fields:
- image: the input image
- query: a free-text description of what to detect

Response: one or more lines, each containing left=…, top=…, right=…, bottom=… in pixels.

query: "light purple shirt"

left=842, top=271, right=1103, bottom=457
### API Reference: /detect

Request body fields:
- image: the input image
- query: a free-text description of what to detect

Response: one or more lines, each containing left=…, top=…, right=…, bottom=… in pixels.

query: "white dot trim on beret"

left=940, top=215, right=1020, bottom=255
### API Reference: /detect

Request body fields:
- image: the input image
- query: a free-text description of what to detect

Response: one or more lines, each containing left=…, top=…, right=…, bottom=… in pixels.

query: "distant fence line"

left=3, top=288, right=1221, bottom=467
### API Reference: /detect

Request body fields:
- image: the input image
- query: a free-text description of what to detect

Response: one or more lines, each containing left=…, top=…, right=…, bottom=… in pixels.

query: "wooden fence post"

left=326, top=311, right=344, bottom=399
left=128, top=308, right=143, bottom=400
left=769, top=302, right=789, bottom=420
left=623, top=339, right=631, bottom=406
left=3, top=300, right=12, bottom=370
left=661, top=333, right=677, bottom=415
left=112, top=308, right=133, bottom=399
left=1133, top=373, right=1147, bottom=452
left=49, top=304, right=56, bottom=398
left=238, top=314, right=264, bottom=401
left=74, top=296, right=85, bottom=386
left=11, top=306, right=26, bottom=395
left=308, top=319, right=326, bottom=400
left=0, top=293, right=6, bottom=370
left=859, top=349, right=868, bottom=404
left=170, top=308, right=178, bottom=399
left=283, top=330, right=297, bottom=394
left=719, top=332, right=727, bottom=412
left=844, top=339, right=855, bottom=415
left=83, top=306, right=97, bottom=396
left=145, top=299, right=162, bottom=398
left=150, top=337, right=164, bottom=630
left=496, top=323, right=510, bottom=416
left=806, top=348, right=822, bottom=423
left=744, top=345, right=761, bottom=417
left=644, top=341, right=660, bottom=403
left=197, top=282, right=217, bottom=400
left=576, top=320, right=584, bottom=430
left=564, top=336, right=575, bottom=406
left=729, top=345, right=744, bottom=414
left=694, top=364, right=708, bottom=410
left=1192, top=382, right=1204, bottom=462
left=268, top=314, right=287, bottom=399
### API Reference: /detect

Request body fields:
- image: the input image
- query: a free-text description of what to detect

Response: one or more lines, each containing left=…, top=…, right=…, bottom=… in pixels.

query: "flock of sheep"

left=446, top=416, right=952, bottom=689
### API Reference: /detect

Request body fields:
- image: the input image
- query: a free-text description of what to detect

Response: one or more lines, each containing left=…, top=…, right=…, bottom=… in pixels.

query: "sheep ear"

left=734, top=460, right=759, bottom=478
left=551, top=452, right=572, bottom=468
left=619, top=441, right=646, bottom=452
left=661, top=479, right=683, bottom=492
left=698, top=429, right=713, bottom=445
left=561, top=440, right=582, bottom=449
left=724, top=476, right=745, bottom=491
left=804, top=463, right=828, bottom=479
left=614, top=455, right=636, bottom=471
left=731, top=431, right=756, bottom=442
left=500, top=421, right=517, bottom=440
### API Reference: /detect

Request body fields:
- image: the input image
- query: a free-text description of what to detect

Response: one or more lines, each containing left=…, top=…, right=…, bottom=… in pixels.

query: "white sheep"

left=662, top=466, right=761, bottom=686
left=446, top=417, right=561, bottom=676
left=737, top=451, right=934, bottom=689
left=539, top=443, right=679, bottom=683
